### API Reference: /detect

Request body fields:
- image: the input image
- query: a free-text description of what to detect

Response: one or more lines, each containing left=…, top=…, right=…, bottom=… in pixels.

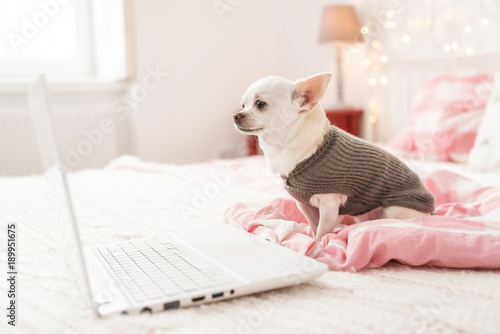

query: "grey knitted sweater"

left=283, top=126, right=435, bottom=216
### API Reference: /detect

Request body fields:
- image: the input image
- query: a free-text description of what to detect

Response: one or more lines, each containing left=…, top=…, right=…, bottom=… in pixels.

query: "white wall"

left=131, top=0, right=368, bottom=164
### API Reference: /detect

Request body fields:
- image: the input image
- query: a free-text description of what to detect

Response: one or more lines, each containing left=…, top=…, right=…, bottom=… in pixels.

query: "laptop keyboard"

left=96, top=236, right=237, bottom=303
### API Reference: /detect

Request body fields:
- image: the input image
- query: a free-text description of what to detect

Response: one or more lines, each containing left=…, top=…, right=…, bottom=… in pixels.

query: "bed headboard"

left=362, top=0, right=500, bottom=142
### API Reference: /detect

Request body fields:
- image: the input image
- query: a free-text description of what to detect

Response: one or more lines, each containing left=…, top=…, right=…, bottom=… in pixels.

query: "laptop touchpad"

left=203, top=239, right=304, bottom=282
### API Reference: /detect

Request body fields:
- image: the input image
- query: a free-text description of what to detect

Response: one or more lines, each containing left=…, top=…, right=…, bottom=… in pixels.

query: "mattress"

left=1, top=155, right=499, bottom=334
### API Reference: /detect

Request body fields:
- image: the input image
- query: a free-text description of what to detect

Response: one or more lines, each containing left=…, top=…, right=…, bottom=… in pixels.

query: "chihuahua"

left=234, top=73, right=435, bottom=241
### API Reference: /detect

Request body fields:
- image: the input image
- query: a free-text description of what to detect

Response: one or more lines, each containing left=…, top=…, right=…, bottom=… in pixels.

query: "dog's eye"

left=255, top=100, right=266, bottom=110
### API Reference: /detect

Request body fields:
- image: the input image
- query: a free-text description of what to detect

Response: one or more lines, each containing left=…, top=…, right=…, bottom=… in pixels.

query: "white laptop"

left=27, top=75, right=328, bottom=317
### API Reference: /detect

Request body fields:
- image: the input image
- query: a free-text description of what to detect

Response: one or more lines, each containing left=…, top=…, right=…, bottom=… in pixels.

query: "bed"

left=2, top=148, right=500, bottom=334
left=5, top=47, right=500, bottom=334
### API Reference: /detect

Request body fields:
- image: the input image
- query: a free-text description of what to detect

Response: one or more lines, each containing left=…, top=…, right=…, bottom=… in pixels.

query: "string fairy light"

left=362, top=2, right=493, bottom=141
left=384, top=21, right=397, bottom=29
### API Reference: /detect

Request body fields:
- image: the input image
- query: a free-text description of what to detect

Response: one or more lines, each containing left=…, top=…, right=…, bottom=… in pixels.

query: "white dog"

left=234, top=73, right=435, bottom=241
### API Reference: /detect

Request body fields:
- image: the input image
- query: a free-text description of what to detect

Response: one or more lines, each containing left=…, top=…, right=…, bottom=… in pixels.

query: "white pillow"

left=469, top=73, right=500, bottom=171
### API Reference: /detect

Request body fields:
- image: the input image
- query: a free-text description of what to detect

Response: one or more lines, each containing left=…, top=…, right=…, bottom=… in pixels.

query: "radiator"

left=0, top=107, right=125, bottom=176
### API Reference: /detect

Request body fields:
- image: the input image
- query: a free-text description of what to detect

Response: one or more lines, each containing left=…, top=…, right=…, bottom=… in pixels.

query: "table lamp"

left=319, top=5, right=362, bottom=109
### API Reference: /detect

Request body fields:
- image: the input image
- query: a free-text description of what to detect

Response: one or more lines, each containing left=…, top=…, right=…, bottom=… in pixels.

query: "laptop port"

left=140, top=307, right=152, bottom=313
left=164, top=301, right=180, bottom=310
left=212, top=292, right=224, bottom=299
left=192, top=296, right=205, bottom=302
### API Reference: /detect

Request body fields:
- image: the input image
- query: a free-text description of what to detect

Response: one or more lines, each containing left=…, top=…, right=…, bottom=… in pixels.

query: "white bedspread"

left=1, top=155, right=499, bottom=334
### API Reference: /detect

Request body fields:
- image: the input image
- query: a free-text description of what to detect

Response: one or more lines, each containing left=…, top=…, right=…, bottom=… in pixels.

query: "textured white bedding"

left=1, top=155, right=499, bottom=334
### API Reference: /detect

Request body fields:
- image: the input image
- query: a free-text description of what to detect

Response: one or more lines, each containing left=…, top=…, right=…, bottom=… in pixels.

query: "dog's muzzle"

left=233, top=112, right=245, bottom=123
left=233, top=111, right=248, bottom=129
left=233, top=111, right=262, bottom=132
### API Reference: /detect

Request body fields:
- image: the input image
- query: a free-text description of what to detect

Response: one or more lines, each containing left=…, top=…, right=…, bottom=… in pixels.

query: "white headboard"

left=362, top=0, right=500, bottom=142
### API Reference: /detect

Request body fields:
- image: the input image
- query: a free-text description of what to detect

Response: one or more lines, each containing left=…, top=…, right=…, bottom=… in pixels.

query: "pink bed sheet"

left=224, top=170, right=500, bottom=271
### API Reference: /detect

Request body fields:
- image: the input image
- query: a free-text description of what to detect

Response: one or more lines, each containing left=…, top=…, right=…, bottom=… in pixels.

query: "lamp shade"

left=319, top=6, right=362, bottom=43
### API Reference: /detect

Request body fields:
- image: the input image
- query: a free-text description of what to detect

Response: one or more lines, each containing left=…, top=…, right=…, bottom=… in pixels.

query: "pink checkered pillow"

left=390, top=72, right=493, bottom=162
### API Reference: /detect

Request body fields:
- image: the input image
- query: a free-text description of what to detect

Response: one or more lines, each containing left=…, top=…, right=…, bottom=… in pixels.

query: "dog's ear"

left=294, top=73, right=332, bottom=110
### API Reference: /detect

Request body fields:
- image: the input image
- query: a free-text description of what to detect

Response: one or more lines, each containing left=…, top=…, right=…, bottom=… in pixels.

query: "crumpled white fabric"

left=256, top=219, right=306, bottom=243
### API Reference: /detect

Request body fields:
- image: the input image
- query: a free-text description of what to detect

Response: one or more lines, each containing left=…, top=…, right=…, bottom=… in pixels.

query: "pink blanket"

left=224, top=170, right=500, bottom=271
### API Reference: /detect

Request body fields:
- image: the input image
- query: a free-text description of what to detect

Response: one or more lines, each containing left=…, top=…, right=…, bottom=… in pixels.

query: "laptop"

left=27, top=75, right=328, bottom=317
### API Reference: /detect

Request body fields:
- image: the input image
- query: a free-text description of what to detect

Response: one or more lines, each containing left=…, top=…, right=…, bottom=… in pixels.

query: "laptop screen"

left=27, top=75, right=98, bottom=314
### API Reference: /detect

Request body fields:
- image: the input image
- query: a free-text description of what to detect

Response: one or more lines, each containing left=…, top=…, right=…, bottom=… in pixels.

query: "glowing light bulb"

left=464, top=25, right=472, bottom=33
left=380, top=76, right=388, bottom=85
left=384, top=21, right=397, bottom=29
left=363, top=59, right=372, bottom=67
left=380, top=54, right=388, bottom=63
left=451, top=42, right=459, bottom=51
left=443, top=44, right=451, bottom=52
left=369, top=115, right=377, bottom=123
left=371, top=40, right=381, bottom=48
left=361, top=26, right=369, bottom=35
left=369, top=78, right=377, bottom=86
left=466, top=47, right=474, bottom=55
left=482, top=18, right=490, bottom=25
left=402, top=35, right=411, bottom=43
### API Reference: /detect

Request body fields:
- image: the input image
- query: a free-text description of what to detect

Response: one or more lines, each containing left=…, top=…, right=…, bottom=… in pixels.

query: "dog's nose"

left=233, top=112, right=245, bottom=121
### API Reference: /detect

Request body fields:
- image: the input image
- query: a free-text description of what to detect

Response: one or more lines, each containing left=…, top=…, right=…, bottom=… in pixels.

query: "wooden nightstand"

left=246, top=108, right=363, bottom=156
left=325, top=108, right=363, bottom=137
